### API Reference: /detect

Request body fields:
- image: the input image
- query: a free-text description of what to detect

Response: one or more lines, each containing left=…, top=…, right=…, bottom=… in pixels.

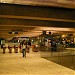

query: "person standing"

left=22, top=40, right=27, bottom=57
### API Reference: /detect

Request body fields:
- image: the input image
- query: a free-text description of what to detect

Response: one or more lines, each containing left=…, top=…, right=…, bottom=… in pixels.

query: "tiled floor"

left=0, top=48, right=75, bottom=75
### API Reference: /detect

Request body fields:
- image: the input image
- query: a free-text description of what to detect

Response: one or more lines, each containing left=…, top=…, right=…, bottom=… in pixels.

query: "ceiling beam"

left=0, top=18, right=75, bottom=28
left=0, top=3, right=75, bottom=20
left=0, top=15, right=75, bottom=23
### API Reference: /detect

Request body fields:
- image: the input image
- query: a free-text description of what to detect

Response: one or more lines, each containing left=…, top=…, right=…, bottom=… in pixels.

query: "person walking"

left=22, top=40, right=27, bottom=57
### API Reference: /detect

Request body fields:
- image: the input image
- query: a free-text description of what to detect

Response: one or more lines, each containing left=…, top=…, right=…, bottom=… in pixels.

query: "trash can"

left=8, top=46, right=12, bottom=53
left=3, top=45, right=6, bottom=54
left=14, top=46, right=18, bottom=53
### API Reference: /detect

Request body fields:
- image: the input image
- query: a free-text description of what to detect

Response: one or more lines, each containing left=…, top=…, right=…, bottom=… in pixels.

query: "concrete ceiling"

left=0, top=1, right=75, bottom=39
left=0, top=0, right=75, bottom=9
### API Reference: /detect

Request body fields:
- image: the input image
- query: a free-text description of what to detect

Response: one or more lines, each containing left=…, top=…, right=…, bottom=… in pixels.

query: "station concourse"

left=0, top=0, right=75, bottom=75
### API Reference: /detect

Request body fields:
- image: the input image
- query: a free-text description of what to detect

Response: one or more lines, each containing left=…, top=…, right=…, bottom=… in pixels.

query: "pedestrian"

left=22, top=40, right=27, bottom=57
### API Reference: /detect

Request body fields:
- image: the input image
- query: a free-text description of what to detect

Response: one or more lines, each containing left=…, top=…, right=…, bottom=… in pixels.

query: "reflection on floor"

left=41, top=48, right=75, bottom=70
left=0, top=47, right=75, bottom=75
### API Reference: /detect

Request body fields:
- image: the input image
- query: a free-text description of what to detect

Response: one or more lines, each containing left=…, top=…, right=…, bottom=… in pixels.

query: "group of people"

left=21, top=40, right=31, bottom=57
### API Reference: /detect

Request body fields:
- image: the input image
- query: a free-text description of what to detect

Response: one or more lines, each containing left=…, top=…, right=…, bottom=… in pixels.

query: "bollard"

left=8, top=46, right=12, bottom=53
left=14, top=45, right=18, bottom=53
left=3, top=45, right=6, bottom=54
